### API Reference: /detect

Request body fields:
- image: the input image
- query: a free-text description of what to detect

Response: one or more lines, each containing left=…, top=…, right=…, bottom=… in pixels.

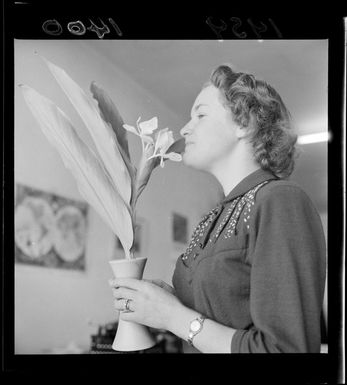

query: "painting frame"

left=172, top=212, right=188, bottom=246
left=14, top=182, right=89, bottom=271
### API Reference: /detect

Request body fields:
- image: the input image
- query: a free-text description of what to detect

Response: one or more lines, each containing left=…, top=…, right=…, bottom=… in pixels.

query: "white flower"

left=123, top=116, right=182, bottom=168
left=148, top=128, right=182, bottom=167
left=123, top=117, right=158, bottom=150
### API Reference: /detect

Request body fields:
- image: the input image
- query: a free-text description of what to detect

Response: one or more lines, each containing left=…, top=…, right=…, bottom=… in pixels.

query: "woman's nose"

left=180, top=121, right=192, bottom=137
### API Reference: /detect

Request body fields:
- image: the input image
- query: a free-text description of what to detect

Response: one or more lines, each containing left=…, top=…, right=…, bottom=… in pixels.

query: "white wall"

left=14, top=40, right=221, bottom=353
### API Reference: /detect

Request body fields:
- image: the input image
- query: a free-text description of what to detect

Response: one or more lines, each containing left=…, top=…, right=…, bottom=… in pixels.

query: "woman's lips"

left=184, top=143, right=193, bottom=153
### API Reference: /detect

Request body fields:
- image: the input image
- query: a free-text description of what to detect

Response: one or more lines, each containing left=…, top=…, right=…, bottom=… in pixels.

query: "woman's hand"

left=109, top=278, right=181, bottom=331
left=142, top=279, right=176, bottom=295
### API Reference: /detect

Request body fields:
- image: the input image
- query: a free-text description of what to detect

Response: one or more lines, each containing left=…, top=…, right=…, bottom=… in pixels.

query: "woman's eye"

left=197, top=114, right=205, bottom=119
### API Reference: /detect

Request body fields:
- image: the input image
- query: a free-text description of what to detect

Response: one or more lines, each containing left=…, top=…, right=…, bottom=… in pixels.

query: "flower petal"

left=139, top=117, right=158, bottom=135
left=144, top=142, right=155, bottom=158
left=164, top=152, right=182, bottom=162
left=141, top=134, right=154, bottom=145
left=156, top=129, right=174, bottom=154
left=123, top=124, right=139, bottom=136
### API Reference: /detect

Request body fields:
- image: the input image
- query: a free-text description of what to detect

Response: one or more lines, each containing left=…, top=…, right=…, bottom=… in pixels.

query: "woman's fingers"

left=114, top=298, right=135, bottom=312
left=119, top=310, right=137, bottom=322
left=110, top=277, right=147, bottom=291
left=113, top=298, right=125, bottom=311
left=111, top=286, right=137, bottom=301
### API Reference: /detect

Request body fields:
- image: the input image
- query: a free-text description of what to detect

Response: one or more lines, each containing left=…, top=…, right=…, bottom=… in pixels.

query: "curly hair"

left=206, top=64, right=298, bottom=179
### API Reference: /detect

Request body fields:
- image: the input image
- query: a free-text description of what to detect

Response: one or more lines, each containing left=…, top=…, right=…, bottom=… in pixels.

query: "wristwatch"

left=187, top=315, right=206, bottom=347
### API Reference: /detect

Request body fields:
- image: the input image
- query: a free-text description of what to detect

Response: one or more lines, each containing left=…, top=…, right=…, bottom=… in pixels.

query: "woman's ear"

left=235, top=125, right=251, bottom=140
left=235, top=114, right=254, bottom=140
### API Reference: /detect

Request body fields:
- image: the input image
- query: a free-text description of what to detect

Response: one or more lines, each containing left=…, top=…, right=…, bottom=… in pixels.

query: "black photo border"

left=2, top=4, right=345, bottom=383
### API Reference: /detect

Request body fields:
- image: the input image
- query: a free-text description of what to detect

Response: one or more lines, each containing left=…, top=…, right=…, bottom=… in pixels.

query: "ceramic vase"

left=109, top=256, right=156, bottom=351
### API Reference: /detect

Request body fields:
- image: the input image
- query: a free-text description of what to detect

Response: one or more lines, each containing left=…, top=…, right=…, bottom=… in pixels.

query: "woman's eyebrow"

left=194, top=103, right=208, bottom=111
left=190, top=103, right=208, bottom=117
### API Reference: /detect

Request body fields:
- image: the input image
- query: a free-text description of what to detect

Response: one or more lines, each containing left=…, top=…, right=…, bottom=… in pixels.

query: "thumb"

left=143, top=278, right=164, bottom=288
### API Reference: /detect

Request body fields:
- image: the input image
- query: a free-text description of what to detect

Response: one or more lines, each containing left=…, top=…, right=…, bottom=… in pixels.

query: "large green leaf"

left=21, top=85, right=134, bottom=258
left=90, top=81, right=131, bottom=161
left=132, top=155, right=160, bottom=209
left=43, top=58, right=132, bottom=206
left=166, top=137, right=185, bottom=155
left=90, top=82, right=137, bottom=194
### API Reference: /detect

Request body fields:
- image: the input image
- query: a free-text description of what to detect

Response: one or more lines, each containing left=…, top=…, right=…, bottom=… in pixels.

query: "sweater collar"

left=221, top=168, right=278, bottom=204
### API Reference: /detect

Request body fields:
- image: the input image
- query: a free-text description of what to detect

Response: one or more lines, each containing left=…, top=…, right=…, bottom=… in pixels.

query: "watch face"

left=191, top=320, right=201, bottom=332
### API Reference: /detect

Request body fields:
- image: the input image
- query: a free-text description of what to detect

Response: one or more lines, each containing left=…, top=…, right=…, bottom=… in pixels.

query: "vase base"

left=112, top=318, right=156, bottom=352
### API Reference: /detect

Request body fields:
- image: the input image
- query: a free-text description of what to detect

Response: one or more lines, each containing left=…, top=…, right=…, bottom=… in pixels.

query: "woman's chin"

left=182, top=152, right=193, bottom=166
left=182, top=153, right=203, bottom=170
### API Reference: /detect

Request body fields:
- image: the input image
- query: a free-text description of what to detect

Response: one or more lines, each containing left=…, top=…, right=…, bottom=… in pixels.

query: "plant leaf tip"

left=90, top=81, right=98, bottom=89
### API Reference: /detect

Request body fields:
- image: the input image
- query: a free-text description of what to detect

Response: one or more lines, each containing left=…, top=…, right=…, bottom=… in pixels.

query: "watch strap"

left=187, top=315, right=206, bottom=347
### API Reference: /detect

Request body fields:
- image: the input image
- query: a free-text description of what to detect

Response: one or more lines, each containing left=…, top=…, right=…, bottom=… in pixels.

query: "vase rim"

left=109, top=256, right=147, bottom=264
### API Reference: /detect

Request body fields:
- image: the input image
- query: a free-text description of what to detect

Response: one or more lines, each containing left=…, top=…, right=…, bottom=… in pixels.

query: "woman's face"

left=180, top=85, right=240, bottom=172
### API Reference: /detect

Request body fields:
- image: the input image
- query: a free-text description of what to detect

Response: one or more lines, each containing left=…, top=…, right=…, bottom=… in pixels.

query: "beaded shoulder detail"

left=181, top=205, right=222, bottom=261
left=181, top=180, right=269, bottom=261
left=220, top=180, right=269, bottom=240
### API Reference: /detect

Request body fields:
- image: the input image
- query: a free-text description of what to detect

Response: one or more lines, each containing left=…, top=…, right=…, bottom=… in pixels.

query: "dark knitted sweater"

left=172, top=168, right=326, bottom=353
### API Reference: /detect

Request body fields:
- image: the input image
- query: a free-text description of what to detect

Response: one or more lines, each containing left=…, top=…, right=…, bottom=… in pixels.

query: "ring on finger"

left=124, top=298, right=132, bottom=312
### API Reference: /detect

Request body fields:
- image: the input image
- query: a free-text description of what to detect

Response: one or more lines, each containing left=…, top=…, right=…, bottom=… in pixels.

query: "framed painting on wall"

left=172, top=212, right=188, bottom=245
left=14, top=183, right=89, bottom=271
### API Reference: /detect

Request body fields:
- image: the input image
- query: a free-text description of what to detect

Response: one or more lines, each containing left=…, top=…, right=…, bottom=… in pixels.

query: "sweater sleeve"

left=230, top=184, right=326, bottom=353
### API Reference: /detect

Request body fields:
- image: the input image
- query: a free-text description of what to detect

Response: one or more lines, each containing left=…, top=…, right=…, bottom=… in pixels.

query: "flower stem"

left=147, top=151, right=160, bottom=160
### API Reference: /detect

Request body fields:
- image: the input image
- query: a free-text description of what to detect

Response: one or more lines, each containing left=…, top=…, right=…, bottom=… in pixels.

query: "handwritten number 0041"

left=206, top=17, right=283, bottom=39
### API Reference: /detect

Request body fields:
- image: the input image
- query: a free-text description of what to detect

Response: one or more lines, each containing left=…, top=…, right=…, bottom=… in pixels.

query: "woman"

left=109, top=65, right=326, bottom=353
